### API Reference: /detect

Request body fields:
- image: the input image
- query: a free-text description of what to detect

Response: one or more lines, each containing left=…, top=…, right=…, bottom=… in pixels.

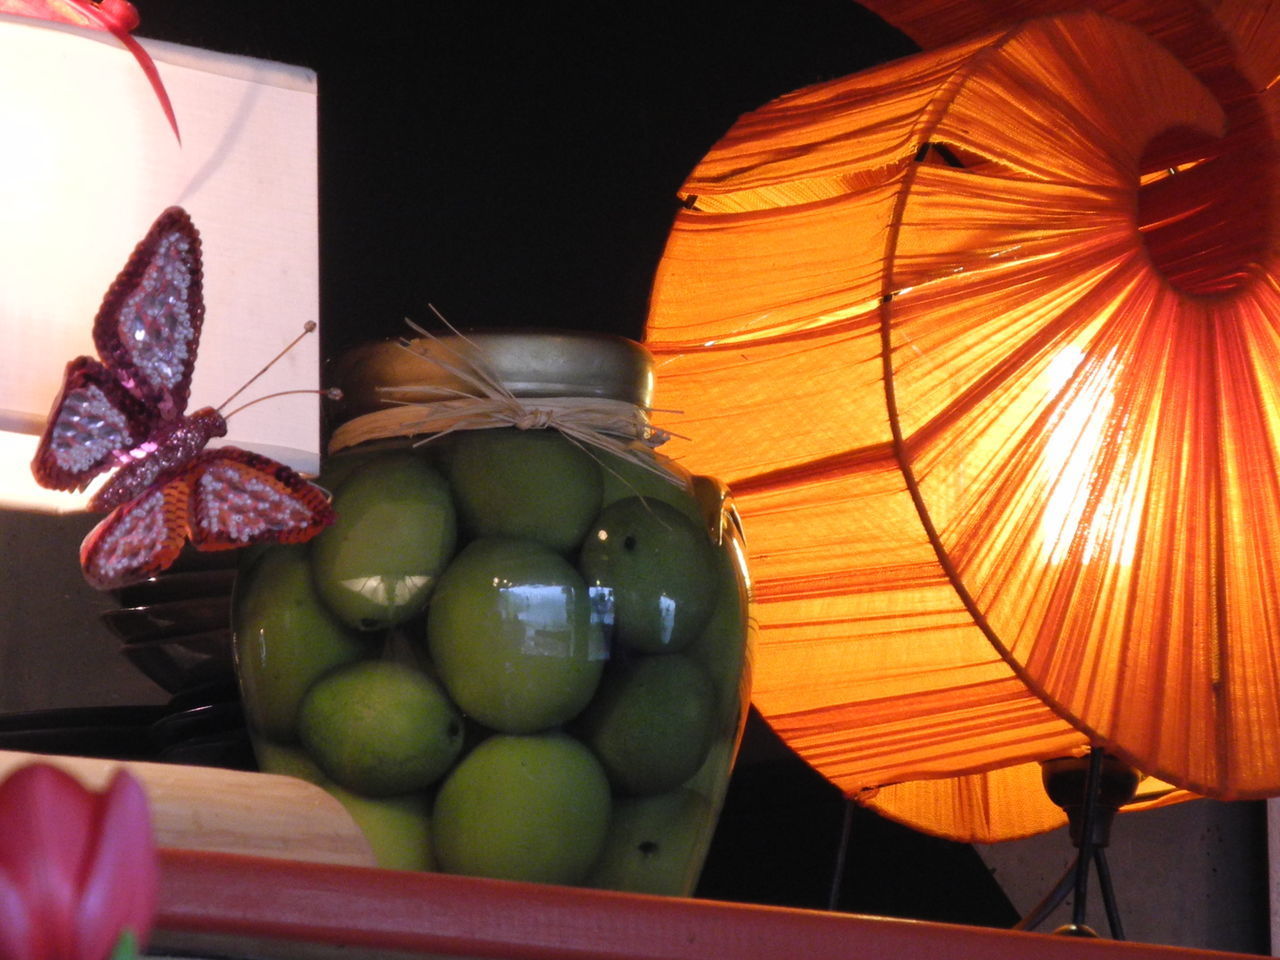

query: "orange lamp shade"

left=643, top=6, right=1273, bottom=840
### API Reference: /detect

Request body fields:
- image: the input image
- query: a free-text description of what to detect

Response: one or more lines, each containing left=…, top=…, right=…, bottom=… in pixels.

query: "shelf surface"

left=153, top=848, right=1261, bottom=960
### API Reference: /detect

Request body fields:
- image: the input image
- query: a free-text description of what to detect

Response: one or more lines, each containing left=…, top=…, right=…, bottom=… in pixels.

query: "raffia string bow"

left=328, top=321, right=675, bottom=479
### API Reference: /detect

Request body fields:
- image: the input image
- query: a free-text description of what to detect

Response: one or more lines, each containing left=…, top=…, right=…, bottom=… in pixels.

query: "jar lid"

left=331, top=330, right=655, bottom=420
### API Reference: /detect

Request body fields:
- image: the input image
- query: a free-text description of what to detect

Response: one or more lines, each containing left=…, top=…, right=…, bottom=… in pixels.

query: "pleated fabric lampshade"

left=642, top=6, right=1277, bottom=841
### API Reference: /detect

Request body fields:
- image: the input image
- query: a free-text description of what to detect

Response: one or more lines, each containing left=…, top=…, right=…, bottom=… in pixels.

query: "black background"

left=131, top=0, right=1021, bottom=926
left=136, top=1, right=917, bottom=353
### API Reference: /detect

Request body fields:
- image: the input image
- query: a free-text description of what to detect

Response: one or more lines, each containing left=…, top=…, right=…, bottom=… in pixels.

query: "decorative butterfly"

left=31, top=206, right=335, bottom=590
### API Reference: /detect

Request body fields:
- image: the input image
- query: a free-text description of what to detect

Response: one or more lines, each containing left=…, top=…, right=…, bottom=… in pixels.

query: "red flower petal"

left=0, top=866, right=36, bottom=960
left=0, top=765, right=95, bottom=959
left=73, top=771, right=157, bottom=960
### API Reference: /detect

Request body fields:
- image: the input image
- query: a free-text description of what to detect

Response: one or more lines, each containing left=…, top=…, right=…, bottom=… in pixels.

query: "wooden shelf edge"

left=155, top=848, right=1257, bottom=960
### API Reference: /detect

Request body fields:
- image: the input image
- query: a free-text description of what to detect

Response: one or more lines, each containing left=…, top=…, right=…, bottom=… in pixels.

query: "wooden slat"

left=0, top=751, right=373, bottom=867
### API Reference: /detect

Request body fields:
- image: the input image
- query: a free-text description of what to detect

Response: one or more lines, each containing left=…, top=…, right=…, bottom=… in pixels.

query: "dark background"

left=131, top=0, right=1016, bottom=928
left=136, top=1, right=917, bottom=353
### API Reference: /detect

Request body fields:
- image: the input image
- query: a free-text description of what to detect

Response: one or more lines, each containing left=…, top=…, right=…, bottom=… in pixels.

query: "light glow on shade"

left=642, top=3, right=1280, bottom=840
left=0, top=432, right=107, bottom=513
left=0, top=14, right=320, bottom=513
left=1040, top=345, right=1134, bottom=569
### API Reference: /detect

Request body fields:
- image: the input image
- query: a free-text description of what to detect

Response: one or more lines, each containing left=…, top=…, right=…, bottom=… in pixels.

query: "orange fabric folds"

left=643, top=8, right=1279, bottom=839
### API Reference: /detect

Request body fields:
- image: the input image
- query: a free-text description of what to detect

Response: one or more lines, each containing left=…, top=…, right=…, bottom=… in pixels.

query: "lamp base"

left=1040, top=752, right=1140, bottom=848
left=1014, top=749, right=1142, bottom=939
left=1053, top=923, right=1101, bottom=938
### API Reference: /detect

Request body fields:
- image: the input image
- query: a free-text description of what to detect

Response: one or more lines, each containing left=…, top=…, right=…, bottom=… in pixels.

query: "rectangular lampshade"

left=0, top=14, right=319, bottom=512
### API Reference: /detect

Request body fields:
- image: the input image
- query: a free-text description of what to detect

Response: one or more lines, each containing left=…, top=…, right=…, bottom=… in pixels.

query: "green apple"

left=684, top=539, right=753, bottom=732
left=577, top=653, right=716, bottom=795
left=310, top=453, right=457, bottom=631
left=427, top=537, right=606, bottom=733
left=445, top=427, right=602, bottom=553
left=298, top=660, right=465, bottom=796
left=325, top=783, right=435, bottom=872
left=578, top=497, right=717, bottom=653
left=587, top=788, right=713, bottom=895
left=597, top=448, right=704, bottom=528
left=251, top=737, right=330, bottom=785
left=431, top=733, right=611, bottom=884
left=312, top=448, right=383, bottom=496
left=232, top=545, right=369, bottom=742
left=679, top=733, right=740, bottom=813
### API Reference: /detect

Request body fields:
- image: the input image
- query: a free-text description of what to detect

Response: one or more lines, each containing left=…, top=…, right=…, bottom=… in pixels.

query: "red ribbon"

left=0, top=0, right=180, bottom=142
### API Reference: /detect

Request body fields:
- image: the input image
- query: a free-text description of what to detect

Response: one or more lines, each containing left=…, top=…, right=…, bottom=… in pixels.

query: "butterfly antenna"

left=217, top=321, right=320, bottom=413
left=223, top=387, right=342, bottom=421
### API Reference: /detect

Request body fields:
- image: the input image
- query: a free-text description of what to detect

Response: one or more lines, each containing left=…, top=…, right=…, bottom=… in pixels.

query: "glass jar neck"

left=327, top=330, right=664, bottom=461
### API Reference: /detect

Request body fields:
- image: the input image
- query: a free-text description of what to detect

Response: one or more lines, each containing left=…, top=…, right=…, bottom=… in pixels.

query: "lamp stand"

left=1013, top=749, right=1140, bottom=938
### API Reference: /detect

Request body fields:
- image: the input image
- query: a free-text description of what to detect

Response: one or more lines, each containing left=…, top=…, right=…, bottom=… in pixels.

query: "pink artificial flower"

left=0, top=0, right=180, bottom=142
left=0, top=764, right=157, bottom=960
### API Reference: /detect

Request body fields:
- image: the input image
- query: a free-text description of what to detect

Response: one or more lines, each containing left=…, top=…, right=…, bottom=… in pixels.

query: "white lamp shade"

left=0, top=14, right=319, bottom=512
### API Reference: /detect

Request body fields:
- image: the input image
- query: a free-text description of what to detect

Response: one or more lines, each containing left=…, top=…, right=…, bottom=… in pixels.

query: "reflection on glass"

left=588, top=584, right=615, bottom=632
left=338, top=575, right=434, bottom=607
left=656, top=594, right=677, bottom=647
left=494, top=583, right=609, bottom=660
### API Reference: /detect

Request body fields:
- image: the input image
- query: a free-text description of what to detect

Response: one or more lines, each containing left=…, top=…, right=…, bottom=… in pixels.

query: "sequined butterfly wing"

left=80, top=471, right=189, bottom=590
left=32, top=207, right=204, bottom=493
left=81, top=447, right=335, bottom=590
left=30, top=355, right=156, bottom=492
left=186, top=448, right=335, bottom=549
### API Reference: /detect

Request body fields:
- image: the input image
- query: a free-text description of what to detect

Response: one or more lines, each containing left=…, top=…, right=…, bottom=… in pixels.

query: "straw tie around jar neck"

left=327, top=328, right=674, bottom=476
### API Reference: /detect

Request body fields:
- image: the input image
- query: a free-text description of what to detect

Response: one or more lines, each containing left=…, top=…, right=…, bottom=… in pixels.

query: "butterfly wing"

left=80, top=474, right=191, bottom=590
left=185, top=447, right=335, bottom=551
left=31, top=356, right=157, bottom=492
left=32, top=207, right=203, bottom=495
left=81, top=448, right=333, bottom=589
left=93, top=206, right=205, bottom=420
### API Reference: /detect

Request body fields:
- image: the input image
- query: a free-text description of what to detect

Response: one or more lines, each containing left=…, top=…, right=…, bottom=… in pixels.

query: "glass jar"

left=232, top=330, right=753, bottom=895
